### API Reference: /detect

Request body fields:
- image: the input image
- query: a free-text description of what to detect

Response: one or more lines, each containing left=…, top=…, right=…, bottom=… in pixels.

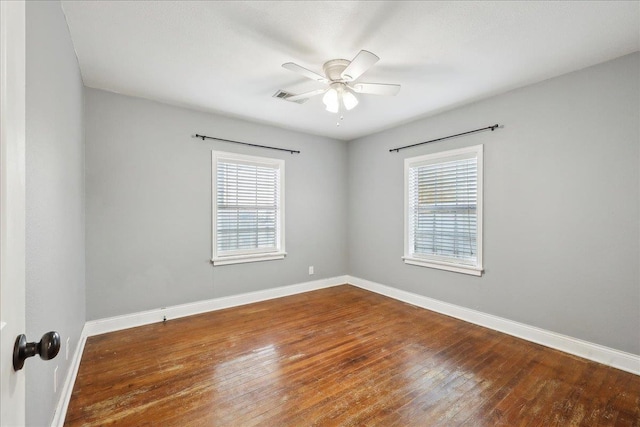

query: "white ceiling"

left=60, top=1, right=639, bottom=141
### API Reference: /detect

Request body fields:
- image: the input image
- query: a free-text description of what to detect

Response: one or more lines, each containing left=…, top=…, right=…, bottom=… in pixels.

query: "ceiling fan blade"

left=284, top=88, right=327, bottom=102
left=341, top=50, right=379, bottom=81
left=351, top=82, right=401, bottom=96
left=282, top=62, right=328, bottom=83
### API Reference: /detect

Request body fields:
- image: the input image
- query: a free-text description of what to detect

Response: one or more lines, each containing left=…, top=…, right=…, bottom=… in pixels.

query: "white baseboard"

left=51, top=324, right=88, bottom=427
left=84, top=275, right=349, bottom=337
left=346, top=275, right=640, bottom=376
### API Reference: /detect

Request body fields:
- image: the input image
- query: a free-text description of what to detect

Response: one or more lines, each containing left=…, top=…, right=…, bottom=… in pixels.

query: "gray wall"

left=85, top=89, right=348, bottom=320
left=25, top=1, right=86, bottom=426
left=348, top=53, right=640, bottom=355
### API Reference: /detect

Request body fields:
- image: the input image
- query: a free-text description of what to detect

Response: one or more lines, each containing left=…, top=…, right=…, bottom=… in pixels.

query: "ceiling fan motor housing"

left=323, top=59, right=350, bottom=81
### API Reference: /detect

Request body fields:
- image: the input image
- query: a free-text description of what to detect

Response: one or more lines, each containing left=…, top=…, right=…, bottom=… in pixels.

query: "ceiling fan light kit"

left=322, top=82, right=359, bottom=113
left=278, top=50, right=400, bottom=123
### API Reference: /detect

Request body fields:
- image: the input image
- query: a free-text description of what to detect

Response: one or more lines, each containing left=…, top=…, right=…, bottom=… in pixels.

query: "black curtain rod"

left=389, top=124, right=500, bottom=153
left=193, top=134, right=300, bottom=154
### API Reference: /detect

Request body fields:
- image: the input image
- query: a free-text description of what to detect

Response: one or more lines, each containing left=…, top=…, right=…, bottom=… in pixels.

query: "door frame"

left=0, top=0, right=27, bottom=425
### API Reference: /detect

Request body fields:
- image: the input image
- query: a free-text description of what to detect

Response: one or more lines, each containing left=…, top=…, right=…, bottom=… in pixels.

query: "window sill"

left=212, top=252, right=286, bottom=266
left=402, top=257, right=483, bottom=276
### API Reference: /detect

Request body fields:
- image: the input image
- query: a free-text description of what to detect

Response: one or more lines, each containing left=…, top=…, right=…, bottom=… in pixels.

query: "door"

left=0, top=0, right=27, bottom=425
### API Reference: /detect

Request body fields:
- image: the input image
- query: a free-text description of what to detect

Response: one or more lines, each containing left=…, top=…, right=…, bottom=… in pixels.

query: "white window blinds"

left=404, top=145, right=483, bottom=275
left=212, top=151, right=285, bottom=265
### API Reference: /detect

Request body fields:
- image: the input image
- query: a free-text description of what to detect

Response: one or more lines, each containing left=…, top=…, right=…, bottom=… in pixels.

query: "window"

left=404, top=145, right=483, bottom=276
left=212, top=151, right=285, bottom=266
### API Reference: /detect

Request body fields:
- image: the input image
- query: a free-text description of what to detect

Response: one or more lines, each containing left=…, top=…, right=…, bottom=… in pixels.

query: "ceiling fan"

left=278, top=50, right=400, bottom=114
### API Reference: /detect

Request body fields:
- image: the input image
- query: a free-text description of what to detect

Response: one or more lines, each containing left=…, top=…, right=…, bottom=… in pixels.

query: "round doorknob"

left=13, top=331, right=61, bottom=371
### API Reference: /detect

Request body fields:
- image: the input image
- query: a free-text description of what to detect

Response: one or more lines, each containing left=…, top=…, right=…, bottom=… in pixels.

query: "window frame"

left=403, top=144, right=483, bottom=276
left=211, top=150, right=286, bottom=266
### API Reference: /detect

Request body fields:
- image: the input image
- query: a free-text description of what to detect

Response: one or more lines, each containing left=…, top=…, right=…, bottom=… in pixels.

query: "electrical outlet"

left=54, top=366, right=58, bottom=393
left=308, top=266, right=314, bottom=275
left=66, top=337, right=70, bottom=360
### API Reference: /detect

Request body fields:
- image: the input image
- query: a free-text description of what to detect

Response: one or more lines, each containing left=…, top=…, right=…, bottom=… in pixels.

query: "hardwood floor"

left=64, top=285, right=640, bottom=426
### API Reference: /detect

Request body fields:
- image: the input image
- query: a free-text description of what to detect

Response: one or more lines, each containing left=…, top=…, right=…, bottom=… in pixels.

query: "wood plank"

left=64, top=285, right=640, bottom=426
